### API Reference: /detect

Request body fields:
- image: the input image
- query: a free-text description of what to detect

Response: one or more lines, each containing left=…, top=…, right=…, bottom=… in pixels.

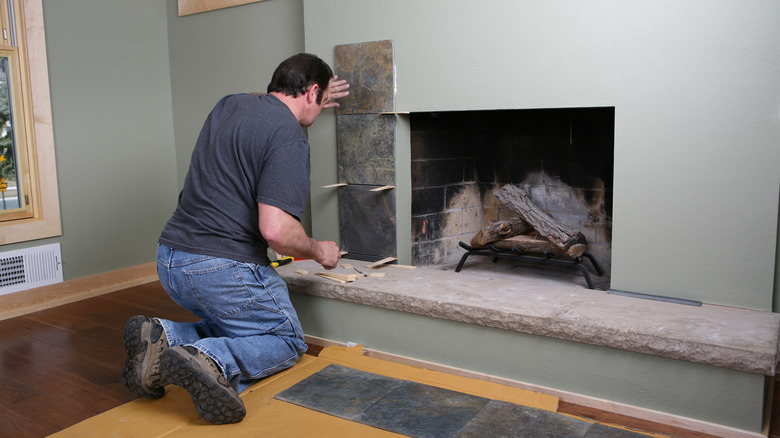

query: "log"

left=489, top=234, right=587, bottom=258
left=470, top=217, right=533, bottom=247
left=494, top=185, right=586, bottom=250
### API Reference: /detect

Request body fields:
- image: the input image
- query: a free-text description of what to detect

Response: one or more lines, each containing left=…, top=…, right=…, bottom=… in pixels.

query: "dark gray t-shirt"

left=159, top=93, right=310, bottom=265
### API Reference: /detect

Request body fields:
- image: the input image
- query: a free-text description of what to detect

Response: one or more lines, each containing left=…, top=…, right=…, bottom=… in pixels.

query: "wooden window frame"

left=0, top=0, right=61, bottom=245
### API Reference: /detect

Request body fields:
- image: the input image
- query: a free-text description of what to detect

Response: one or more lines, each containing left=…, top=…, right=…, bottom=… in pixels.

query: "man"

left=121, top=53, right=349, bottom=424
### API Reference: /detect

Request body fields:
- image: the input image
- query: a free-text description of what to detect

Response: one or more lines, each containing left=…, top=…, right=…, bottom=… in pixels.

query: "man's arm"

left=258, top=202, right=341, bottom=270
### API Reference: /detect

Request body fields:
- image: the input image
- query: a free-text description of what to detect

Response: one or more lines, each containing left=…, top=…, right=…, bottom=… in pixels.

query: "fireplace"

left=410, top=107, right=614, bottom=288
left=334, top=39, right=613, bottom=290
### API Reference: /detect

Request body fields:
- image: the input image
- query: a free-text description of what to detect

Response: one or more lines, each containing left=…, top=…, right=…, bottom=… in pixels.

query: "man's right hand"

left=316, top=240, right=341, bottom=270
left=258, top=202, right=342, bottom=270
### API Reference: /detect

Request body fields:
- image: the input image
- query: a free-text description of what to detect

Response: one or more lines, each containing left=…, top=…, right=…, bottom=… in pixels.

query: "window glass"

left=0, top=55, right=20, bottom=211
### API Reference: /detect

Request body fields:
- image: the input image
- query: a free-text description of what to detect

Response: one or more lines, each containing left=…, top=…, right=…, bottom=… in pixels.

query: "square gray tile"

left=337, top=113, right=396, bottom=186
left=274, top=364, right=402, bottom=420
left=334, top=39, right=395, bottom=114
left=456, top=400, right=592, bottom=438
left=361, top=381, right=490, bottom=438
left=338, top=184, right=397, bottom=259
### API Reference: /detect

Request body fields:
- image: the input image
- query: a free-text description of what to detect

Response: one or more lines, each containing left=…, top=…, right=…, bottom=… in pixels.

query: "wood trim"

left=0, top=0, right=62, bottom=245
left=0, top=262, right=158, bottom=321
left=304, top=335, right=766, bottom=438
left=177, top=0, right=268, bottom=16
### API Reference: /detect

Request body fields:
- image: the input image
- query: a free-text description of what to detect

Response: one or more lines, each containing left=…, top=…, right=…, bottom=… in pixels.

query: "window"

left=0, top=0, right=60, bottom=245
left=0, top=28, right=32, bottom=219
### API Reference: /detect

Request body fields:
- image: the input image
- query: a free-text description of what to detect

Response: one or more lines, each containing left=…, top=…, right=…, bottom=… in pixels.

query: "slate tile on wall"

left=337, top=114, right=396, bottom=186
left=334, top=39, right=395, bottom=114
left=338, top=185, right=397, bottom=259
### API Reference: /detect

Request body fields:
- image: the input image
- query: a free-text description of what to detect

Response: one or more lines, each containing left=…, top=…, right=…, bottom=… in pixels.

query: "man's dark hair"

left=267, top=53, right=333, bottom=104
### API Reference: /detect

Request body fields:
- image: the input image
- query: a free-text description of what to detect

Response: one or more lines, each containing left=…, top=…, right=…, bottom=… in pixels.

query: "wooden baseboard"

left=0, top=262, right=158, bottom=321
left=304, top=335, right=766, bottom=438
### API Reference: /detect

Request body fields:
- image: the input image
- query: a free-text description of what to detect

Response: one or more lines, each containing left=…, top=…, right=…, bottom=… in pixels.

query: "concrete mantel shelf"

left=279, top=259, right=780, bottom=376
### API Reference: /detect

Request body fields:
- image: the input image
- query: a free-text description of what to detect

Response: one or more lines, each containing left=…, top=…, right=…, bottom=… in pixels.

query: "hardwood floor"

left=0, top=282, right=776, bottom=438
left=0, top=282, right=195, bottom=437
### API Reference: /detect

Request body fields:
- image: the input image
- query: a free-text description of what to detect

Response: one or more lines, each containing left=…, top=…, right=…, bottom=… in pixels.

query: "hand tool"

left=353, top=267, right=367, bottom=277
left=271, top=257, right=294, bottom=268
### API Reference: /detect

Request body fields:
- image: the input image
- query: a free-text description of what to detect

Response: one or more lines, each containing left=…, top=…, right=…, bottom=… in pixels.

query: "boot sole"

left=160, top=346, right=246, bottom=425
left=121, top=315, right=165, bottom=399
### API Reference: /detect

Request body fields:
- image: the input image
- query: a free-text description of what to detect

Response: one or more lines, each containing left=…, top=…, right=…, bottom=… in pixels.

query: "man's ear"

left=306, top=84, right=320, bottom=104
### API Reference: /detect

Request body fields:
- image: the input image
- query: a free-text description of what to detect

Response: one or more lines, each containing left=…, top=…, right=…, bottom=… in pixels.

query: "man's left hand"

left=324, top=75, right=350, bottom=109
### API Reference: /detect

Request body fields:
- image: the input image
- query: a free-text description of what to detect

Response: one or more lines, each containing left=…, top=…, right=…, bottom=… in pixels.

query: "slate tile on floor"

left=361, top=380, right=490, bottom=438
left=275, top=364, right=655, bottom=438
left=456, top=400, right=592, bottom=438
left=274, top=364, right=402, bottom=420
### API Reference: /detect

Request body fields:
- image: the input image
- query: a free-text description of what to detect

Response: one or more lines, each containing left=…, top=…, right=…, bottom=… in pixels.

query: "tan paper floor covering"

left=51, top=345, right=660, bottom=437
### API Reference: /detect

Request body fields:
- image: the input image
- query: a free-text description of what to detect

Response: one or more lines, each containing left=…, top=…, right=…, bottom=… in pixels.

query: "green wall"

left=164, top=0, right=308, bottom=229
left=303, top=0, right=780, bottom=311
left=26, top=0, right=179, bottom=279
left=165, top=0, right=305, bottom=189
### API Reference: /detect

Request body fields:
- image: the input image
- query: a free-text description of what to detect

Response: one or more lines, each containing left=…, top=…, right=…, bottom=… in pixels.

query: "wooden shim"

left=321, top=182, right=348, bottom=188
left=294, top=269, right=309, bottom=275
left=387, top=264, right=417, bottom=270
left=316, top=274, right=346, bottom=283
left=369, top=185, right=395, bottom=192
left=470, top=217, right=533, bottom=247
left=316, top=272, right=361, bottom=283
left=316, top=272, right=340, bottom=280
left=365, top=256, right=397, bottom=269
left=494, top=185, right=586, bottom=250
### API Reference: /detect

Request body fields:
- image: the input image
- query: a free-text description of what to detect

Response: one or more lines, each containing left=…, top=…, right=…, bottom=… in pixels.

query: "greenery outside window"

left=0, top=0, right=60, bottom=244
left=0, top=48, right=32, bottom=218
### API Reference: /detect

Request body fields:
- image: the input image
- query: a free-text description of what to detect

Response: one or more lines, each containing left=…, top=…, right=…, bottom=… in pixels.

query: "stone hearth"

left=279, top=259, right=780, bottom=376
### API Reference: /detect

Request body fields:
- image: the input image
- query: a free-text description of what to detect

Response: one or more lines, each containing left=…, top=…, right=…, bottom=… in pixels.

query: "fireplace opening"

left=410, top=107, right=614, bottom=290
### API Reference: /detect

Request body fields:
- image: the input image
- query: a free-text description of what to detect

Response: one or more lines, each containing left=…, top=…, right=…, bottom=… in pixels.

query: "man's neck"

left=270, top=91, right=304, bottom=123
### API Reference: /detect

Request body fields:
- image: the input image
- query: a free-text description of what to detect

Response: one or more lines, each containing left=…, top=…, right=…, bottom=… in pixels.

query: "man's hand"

left=258, top=202, right=342, bottom=270
left=316, top=241, right=341, bottom=270
left=323, top=75, right=350, bottom=109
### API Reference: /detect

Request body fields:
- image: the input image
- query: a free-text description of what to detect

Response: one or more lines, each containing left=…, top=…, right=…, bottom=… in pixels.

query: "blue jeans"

left=155, top=244, right=307, bottom=394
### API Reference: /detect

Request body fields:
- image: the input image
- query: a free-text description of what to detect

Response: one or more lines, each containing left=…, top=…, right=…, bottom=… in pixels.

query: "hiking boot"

left=121, top=315, right=168, bottom=399
left=160, top=345, right=246, bottom=425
